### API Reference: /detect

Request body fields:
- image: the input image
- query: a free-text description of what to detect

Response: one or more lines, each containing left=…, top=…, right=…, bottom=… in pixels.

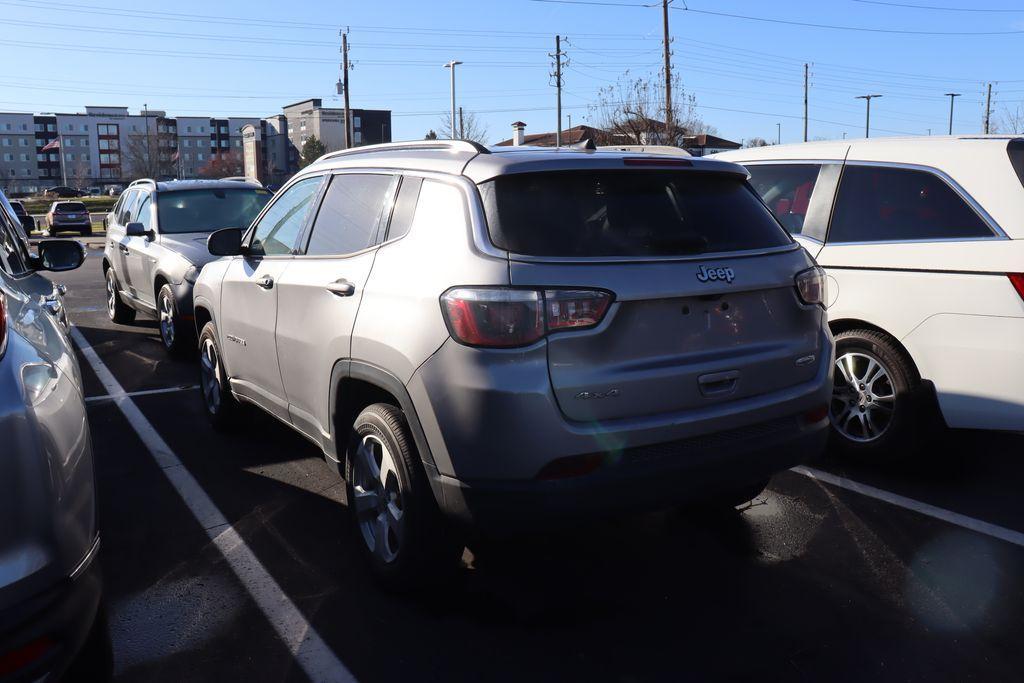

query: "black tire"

left=105, top=267, right=136, bottom=324
left=157, top=284, right=193, bottom=357
left=198, top=321, right=240, bottom=431
left=830, top=329, right=923, bottom=461
left=345, top=403, right=462, bottom=590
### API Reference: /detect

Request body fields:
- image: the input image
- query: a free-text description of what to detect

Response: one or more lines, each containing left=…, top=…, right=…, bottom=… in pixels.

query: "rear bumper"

left=432, top=416, right=827, bottom=532
left=0, top=539, right=102, bottom=682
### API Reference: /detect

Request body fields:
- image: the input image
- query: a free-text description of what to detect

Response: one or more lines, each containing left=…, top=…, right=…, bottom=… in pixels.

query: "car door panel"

left=216, top=174, right=326, bottom=420
left=275, top=172, right=397, bottom=441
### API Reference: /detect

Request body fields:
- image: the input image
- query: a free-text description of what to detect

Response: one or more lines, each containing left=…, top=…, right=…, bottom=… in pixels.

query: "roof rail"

left=220, top=176, right=262, bottom=184
left=128, top=178, right=156, bottom=188
left=315, top=140, right=490, bottom=164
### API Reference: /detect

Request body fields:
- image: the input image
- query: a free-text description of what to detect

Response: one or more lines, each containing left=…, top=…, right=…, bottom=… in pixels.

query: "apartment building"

left=0, top=100, right=392, bottom=194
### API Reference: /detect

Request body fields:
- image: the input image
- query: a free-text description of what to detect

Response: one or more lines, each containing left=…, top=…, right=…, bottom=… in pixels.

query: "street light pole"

left=776, top=122, right=781, bottom=145
left=444, top=60, right=463, bottom=140
left=856, top=94, right=882, bottom=138
left=944, top=93, right=961, bottom=136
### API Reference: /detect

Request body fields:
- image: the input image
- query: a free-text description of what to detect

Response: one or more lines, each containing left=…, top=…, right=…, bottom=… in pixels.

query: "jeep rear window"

left=479, top=170, right=790, bottom=257
left=56, top=202, right=86, bottom=212
left=157, top=188, right=272, bottom=234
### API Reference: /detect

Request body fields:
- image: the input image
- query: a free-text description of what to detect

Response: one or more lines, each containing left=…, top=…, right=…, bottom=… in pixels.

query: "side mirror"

left=35, top=239, right=86, bottom=272
left=125, top=222, right=152, bottom=239
left=208, top=227, right=244, bottom=256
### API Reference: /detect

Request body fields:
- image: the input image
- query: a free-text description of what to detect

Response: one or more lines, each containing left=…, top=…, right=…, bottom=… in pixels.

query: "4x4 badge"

left=696, top=265, right=735, bottom=283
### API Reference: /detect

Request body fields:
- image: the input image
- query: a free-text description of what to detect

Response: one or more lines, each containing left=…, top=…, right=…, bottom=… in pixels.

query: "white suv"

left=715, top=136, right=1024, bottom=458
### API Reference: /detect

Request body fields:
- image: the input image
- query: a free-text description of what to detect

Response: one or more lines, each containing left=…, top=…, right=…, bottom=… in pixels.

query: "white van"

left=715, top=136, right=1024, bottom=458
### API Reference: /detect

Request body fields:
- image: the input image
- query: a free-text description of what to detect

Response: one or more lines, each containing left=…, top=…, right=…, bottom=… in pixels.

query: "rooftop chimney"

left=511, top=121, right=526, bottom=146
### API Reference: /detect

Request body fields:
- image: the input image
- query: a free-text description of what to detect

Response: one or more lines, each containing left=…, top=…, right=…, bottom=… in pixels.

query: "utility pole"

left=662, top=0, right=673, bottom=142
left=341, top=30, right=352, bottom=149
left=444, top=60, right=462, bottom=140
left=803, top=63, right=809, bottom=142
left=776, top=122, right=781, bottom=145
left=551, top=35, right=566, bottom=148
left=143, top=103, right=152, bottom=176
left=984, top=82, right=992, bottom=134
left=944, top=92, right=961, bottom=135
left=458, top=106, right=465, bottom=140
left=856, top=94, right=882, bottom=138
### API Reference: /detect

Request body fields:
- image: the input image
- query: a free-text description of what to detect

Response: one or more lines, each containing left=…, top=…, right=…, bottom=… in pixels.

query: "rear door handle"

left=256, top=275, right=274, bottom=290
left=326, top=279, right=356, bottom=297
left=698, top=370, right=740, bottom=398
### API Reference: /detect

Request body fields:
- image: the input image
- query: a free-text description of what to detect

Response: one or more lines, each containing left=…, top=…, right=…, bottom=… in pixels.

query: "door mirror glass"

left=207, top=227, right=244, bottom=256
left=36, top=239, right=85, bottom=272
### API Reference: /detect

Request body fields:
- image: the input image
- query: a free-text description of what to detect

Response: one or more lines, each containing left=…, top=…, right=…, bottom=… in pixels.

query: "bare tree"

left=198, top=150, right=244, bottom=178
left=589, top=70, right=715, bottom=147
left=437, top=110, right=489, bottom=144
left=67, top=153, right=91, bottom=188
left=424, top=129, right=439, bottom=140
left=744, top=137, right=771, bottom=148
left=997, top=105, right=1024, bottom=134
left=123, top=129, right=177, bottom=180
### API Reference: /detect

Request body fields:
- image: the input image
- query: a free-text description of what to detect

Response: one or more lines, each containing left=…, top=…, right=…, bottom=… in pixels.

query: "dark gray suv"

left=194, top=141, right=834, bottom=587
left=102, top=178, right=271, bottom=355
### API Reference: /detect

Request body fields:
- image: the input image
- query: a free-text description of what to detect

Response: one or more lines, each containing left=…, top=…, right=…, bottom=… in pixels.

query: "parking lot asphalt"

left=55, top=237, right=1024, bottom=682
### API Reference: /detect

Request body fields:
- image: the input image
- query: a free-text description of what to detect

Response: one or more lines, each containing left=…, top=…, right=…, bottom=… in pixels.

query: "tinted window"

left=0, top=221, right=25, bottom=275
left=250, top=176, right=322, bottom=256
left=157, top=188, right=271, bottom=234
left=747, top=164, right=820, bottom=235
left=408, top=180, right=466, bottom=239
left=118, top=190, right=139, bottom=224
left=56, top=202, right=87, bottom=213
left=481, top=171, right=791, bottom=257
left=386, top=176, right=423, bottom=242
left=305, top=174, right=393, bottom=256
left=829, top=166, right=993, bottom=243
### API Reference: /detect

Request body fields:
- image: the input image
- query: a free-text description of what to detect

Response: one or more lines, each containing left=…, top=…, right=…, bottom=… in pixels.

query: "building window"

left=0, top=139, right=8, bottom=147
left=37, top=153, right=44, bottom=161
left=3, top=123, right=8, bottom=131
left=66, top=123, right=74, bottom=131
left=66, top=153, right=75, bottom=161
left=46, top=124, right=55, bottom=132
left=199, top=126, right=205, bottom=133
left=18, top=138, right=27, bottom=147
left=67, top=138, right=75, bottom=147
left=49, top=154, right=57, bottom=161
left=210, top=139, right=216, bottom=148
left=186, top=126, right=192, bottom=133
left=22, top=169, right=30, bottom=176
left=35, top=138, right=44, bottom=147
left=183, top=153, right=191, bottom=160
left=82, top=153, right=90, bottom=161
left=19, top=153, right=27, bottom=162
left=197, top=153, right=204, bottom=161
left=34, top=123, right=43, bottom=132
left=2, top=153, right=12, bottom=161
left=82, top=124, right=88, bottom=132
left=220, top=140, right=228, bottom=148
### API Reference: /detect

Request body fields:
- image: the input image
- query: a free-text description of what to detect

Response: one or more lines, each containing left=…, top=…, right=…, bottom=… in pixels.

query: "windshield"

left=157, top=188, right=272, bottom=234
left=480, top=170, right=791, bottom=257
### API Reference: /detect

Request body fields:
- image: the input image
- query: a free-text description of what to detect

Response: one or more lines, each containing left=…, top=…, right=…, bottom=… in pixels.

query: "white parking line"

left=70, top=327, right=356, bottom=683
left=793, top=465, right=1024, bottom=549
left=85, top=385, right=199, bottom=403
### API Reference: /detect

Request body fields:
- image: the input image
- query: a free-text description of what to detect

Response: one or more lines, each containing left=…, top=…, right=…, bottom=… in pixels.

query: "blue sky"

left=0, top=0, right=1021, bottom=145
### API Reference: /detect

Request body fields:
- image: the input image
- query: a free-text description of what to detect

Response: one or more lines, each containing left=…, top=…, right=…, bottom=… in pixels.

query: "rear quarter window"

left=480, top=170, right=791, bottom=258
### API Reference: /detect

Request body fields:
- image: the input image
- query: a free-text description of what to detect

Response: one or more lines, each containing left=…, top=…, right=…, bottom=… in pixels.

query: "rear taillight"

left=795, top=266, right=827, bottom=308
left=1009, top=273, right=1024, bottom=302
left=441, top=287, right=612, bottom=348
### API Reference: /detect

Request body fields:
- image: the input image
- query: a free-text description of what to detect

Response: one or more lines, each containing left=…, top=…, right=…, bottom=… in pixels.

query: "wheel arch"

left=328, top=361, right=439, bottom=481
left=828, top=317, right=922, bottom=383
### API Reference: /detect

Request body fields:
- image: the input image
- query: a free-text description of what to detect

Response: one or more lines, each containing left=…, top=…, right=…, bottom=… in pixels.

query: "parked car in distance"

left=87, top=186, right=102, bottom=197
left=43, top=185, right=87, bottom=198
left=8, top=199, right=36, bottom=234
left=0, top=191, right=111, bottom=681
left=102, top=178, right=272, bottom=355
left=44, top=200, right=92, bottom=236
left=714, top=135, right=1024, bottom=459
left=193, top=141, right=834, bottom=587
left=106, top=185, right=123, bottom=197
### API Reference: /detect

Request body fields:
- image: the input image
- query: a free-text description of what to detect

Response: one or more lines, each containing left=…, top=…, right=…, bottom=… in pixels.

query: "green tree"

left=424, top=129, right=439, bottom=140
left=299, top=135, right=327, bottom=168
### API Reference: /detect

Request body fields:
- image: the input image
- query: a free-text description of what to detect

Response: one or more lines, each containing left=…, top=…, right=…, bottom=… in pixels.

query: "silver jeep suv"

left=192, top=141, right=834, bottom=586
left=102, top=178, right=271, bottom=355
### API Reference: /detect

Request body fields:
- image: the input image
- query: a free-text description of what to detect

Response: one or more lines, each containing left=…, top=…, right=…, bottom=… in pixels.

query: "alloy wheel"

left=830, top=351, right=896, bottom=443
left=159, top=293, right=175, bottom=349
left=199, top=338, right=221, bottom=414
left=351, top=434, right=405, bottom=564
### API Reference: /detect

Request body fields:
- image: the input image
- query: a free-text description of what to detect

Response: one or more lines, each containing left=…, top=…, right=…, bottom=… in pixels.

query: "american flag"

left=40, top=138, right=60, bottom=151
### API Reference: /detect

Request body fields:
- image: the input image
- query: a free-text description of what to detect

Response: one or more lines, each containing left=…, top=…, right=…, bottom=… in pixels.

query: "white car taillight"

left=795, top=266, right=827, bottom=308
left=441, top=287, right=612, bottom=348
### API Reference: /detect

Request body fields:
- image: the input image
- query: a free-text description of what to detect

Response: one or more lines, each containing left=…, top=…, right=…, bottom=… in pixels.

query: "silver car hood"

left=159, top=232, right=219, bottom=268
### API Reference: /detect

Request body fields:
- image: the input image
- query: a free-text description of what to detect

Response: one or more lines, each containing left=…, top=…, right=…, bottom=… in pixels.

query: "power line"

left=852, top=0, right=1024, bottom=12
